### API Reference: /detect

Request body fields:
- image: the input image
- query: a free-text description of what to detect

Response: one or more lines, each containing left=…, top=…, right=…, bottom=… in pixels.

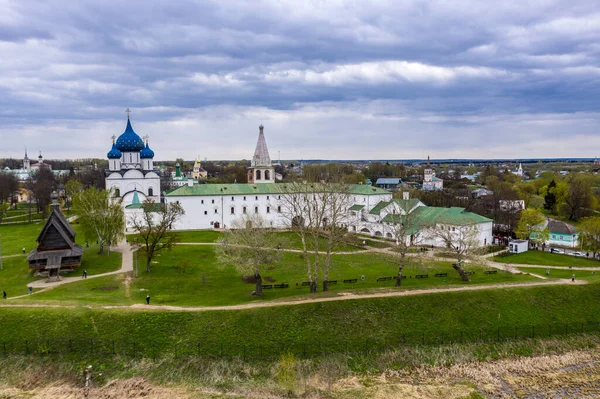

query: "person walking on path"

left=546, top=268, right=550, bottom=276
left=82, top=270, right=87, bottom=279
left=572, top=273, right=575, bottom=282
left=146, top=295, right=150, bottom=305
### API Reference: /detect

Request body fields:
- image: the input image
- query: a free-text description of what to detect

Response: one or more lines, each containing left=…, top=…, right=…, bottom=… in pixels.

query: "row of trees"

left=217, top=182, right=482, bottom=296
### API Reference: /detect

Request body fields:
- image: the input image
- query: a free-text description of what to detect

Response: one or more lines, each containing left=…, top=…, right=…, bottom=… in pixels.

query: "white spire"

left=251, top=125, right=272, bottom=167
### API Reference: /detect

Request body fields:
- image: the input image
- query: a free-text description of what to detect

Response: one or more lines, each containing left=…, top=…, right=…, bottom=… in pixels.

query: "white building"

left=105, top=115, right=160, bottom=207
left=350, top=192, right=492, bottom=247
left=422, top=156, right=443, bottom=191
left=162, top=127, right=492, bottom=247
left=509, top=240, right=528, bottom=254
left=4, top=150, right=69, bottom=182
left=512, top=162, right=523, bottom=177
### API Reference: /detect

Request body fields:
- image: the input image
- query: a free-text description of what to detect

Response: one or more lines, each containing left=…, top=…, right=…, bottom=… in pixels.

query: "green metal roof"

left=349, top=204, right=365, bottom=211
left=384, top=206, right=492, bottom=226
left=369, top=201, right=391, bottom=215
left=165, top=183, right=390, bottom=197
left=391, top=198, right=422, bottom=212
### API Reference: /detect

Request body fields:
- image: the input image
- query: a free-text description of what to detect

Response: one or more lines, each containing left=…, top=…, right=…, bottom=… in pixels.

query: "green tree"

left=73, top=188, right=125, bottom=254
left=560, top=174, right=595, bottom=221
left=130, top=199, right=185, bottom=272
left=544, top=179, right=557, bottom=212
left=578, top=216, right=600, bottom=258
left=64, top=179, right=84, bottom=210
left=516, top=208, right=548, bottom=244
left=216, top=214, right=282, bottom=296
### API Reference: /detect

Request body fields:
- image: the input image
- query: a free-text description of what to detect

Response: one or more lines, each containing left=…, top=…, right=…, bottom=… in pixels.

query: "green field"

left=16, top=245, right=536, bottom=307
left=494, top=251, right=600, bottom=267
left=0, top=222, right=45, bottom=255
left=2, top=283, right=600, bottom=359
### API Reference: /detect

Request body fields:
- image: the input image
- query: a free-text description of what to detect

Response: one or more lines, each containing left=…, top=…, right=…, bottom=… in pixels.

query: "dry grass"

left=1, top=335, right=599, bottom=398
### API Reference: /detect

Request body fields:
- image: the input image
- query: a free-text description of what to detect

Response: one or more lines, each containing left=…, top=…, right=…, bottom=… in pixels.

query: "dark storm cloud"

left=0, top=0, right=599, bottom=159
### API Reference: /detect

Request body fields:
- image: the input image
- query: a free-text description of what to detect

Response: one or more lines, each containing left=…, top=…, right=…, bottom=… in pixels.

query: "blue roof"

left=107, top=143, right=122, bottom=159
left=376, top=178, right=402, bottom=185
left=140, top=143, right=154, bottom=159
left=115, top=118, right=144, bottom=152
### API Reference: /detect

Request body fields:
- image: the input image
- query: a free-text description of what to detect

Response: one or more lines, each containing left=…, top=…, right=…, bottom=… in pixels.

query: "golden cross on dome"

left=143, top=134, right=150, bottom=144
left=125, top=108, right=131, bottom=118
left=111, top=134, right=116, bottom=143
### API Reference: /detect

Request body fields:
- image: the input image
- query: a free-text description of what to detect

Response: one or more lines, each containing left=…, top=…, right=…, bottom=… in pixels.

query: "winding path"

left=2, top=279, right=586, bottom=312
left=4, top=240, right=593, bottom=307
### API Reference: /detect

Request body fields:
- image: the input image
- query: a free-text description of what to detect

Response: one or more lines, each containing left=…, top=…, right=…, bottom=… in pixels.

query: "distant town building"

left=546, top=218, right=579, bottom=248
left=422, top=156, right=443, bottom=191
left=512, top=162, right=523, bottom=177
left=375, top=177, right=402, bottom=191
left=3, top=150, right=69, bottom=182
left=192, top=156, right=208, bottom=179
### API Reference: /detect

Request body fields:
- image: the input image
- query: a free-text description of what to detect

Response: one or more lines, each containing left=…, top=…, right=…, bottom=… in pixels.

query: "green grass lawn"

left=0, top=256, right=37, bottom=297
left=64, top=243, right=122, bottom=277
left=2, top=283, right=600, bottom=359
left=493, top=251, right=600, bottom=267
left=0, top=244, right=121, bottom=299
left=2, top=212, right=44, bottom=223
left=19, top=245, right=537, bottom=307
left=130, top=229, right=365, bottom=252
left=0, top=222, right=45, bottom=255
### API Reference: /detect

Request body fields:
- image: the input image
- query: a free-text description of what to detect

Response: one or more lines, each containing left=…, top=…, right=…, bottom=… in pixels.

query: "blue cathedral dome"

left=115, top=118, right=145, bottom=152
left=107, top=143, right=122, bottom=159
left=140, top=143, right=155, bottom=159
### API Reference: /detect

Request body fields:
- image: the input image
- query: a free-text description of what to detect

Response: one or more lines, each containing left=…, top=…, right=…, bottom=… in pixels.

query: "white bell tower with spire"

left=247, top=125, right=275, bottom=184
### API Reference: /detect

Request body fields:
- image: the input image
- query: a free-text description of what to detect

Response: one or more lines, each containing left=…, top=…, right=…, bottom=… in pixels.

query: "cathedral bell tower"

left=247, top=125, right=275, bottom=184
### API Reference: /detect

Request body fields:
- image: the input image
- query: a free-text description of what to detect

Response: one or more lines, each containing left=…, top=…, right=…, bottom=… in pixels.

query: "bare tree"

left=130, top=199, right=185, bottom=272
left=279, top=182, right=352, bottom=292
left=384, top=209, right=424, bottom=286
left=429, top=223, right=480, bottom=282
left=321, top=184, right=353, bottom=291
left=216, top=214, right=282, bottom=296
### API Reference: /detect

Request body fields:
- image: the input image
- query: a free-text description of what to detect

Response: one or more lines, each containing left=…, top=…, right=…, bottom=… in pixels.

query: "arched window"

left=265, top=170, right=270, bottom=180
left=148, top=187, right=153, bottom=196
left=256, top=170, right=262, bottom=180
left=114, top=188, right=120, bottom=197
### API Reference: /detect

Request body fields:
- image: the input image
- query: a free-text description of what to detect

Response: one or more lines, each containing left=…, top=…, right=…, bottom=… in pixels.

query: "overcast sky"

left=1, top=0, right=599, bottom=161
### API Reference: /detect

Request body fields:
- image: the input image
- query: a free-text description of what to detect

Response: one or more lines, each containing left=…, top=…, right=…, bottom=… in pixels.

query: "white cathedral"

left=107, top=114, right=492, bottom=246
left=105, top=115, right=160, bottom=205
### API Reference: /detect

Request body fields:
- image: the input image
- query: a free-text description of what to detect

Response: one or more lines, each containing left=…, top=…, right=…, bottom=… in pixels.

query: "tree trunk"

left=98, top=240, right=104, bottom=255
left=322, top=279, right=328, bottom=292
left=146, top=257, right=152, bottom=273
left=395, top=263, right=404, bottom=287
left=452, top=262, right=470, bottom=282
left=254, top=273, right=263, bottom=296
left=310, top=279, right=318, bottom=293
